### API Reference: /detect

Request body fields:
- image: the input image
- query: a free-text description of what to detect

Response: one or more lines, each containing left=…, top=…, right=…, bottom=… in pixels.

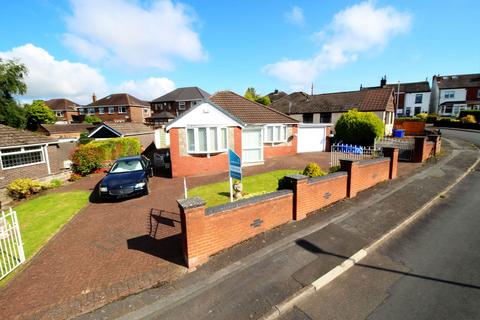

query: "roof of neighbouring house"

left=44, top=98, right=79, bottom=111
left=0, top=124, right=57, bottom=148
left=384, top=81, right=431, bottom=93
left=209, top=91, right=298, bottom=124
left=89, top=122, right=154, bottom=137
left=147, top=111, right=176, bottom=119
left=87, top=93, right=149, bottom=107
left=270, top=87, right=395, bottom=114
left=434, top=73, right=480, bottom=89
left=151, top=87, right=211, bottom=103
left=266, top=90, right=288, bottom=103
left=39, top=123, right=96, bottom=134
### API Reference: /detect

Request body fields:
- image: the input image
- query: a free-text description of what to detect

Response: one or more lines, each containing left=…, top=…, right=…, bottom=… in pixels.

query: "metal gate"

left=374, top=137, right=414, bottom=161
left=330, top=143, right=383, bottom=166
left=0, top=208, right=25, bottom=280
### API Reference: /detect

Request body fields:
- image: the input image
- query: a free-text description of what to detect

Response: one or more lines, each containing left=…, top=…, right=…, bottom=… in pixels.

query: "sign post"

left=228, top=149, right=242, bottom=202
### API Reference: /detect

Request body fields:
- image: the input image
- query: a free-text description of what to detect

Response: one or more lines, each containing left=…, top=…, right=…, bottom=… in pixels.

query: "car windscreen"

left=109, top=159, right=144, bottom=173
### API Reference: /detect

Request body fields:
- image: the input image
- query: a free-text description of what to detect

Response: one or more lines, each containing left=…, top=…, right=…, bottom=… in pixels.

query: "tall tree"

left=0, top=59, right=28, bottom=128
left=244, top=87, right=271, bottom=106
left=25, top=100, right=56, bottom=130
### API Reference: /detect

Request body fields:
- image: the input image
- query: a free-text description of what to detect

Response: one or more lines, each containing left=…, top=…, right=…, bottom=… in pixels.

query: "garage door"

left=297, top=125, right=328, bottom=153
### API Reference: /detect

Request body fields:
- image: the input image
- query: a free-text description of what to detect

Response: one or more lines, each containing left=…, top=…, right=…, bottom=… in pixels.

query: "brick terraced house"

left=0, top=124, right=75, bottom=189
left=79, top=93, right=151, bottom=123
left=165, top=91, right=298, bottom=178
left=270, top=87, right=396, bottom=136
left=44, top=98, right=80, bottom=123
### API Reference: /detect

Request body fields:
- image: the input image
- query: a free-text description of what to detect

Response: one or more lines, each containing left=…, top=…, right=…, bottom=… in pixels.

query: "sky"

left=1, top=0, right=479, bottom=104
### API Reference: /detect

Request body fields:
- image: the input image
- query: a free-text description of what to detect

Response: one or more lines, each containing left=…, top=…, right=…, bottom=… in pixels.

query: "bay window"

left=264, top=125, right=287, bottom=143
left=1, top=146, right=45, bottom=169
left=186, top=127, right=228, bottom=154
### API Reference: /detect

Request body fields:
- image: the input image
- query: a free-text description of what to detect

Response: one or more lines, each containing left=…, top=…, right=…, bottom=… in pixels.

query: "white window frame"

left=98, top=107, right=105, bottom=115
left=444, top=91, right=455, bottom=99
left=108, top=106, right=115, bottom=114
left=178, top=101, right=186, bottom=111
left=55, top=111, right=64, bottom=117
left=87, top=107, right=95, bottom=115
left=0, top=145, right=45, bottom=170
left=186, top=126, right=228, bottom=155
left=79, top=108, right=85, bottom=115
left=263, top=125, right=287, bottom=143
left=118, top=106, right=127, bottom=114
left=415, top=94, right=422, bottom=104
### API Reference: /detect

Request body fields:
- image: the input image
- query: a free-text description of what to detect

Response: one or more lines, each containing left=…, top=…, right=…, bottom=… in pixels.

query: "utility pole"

left=311, top=83, right=314, bottom=96
left=397, top=80, right=401, bottom=116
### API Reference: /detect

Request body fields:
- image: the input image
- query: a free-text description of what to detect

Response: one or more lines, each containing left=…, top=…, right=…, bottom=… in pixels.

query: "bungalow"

left=79, top=93, right=151, bottom=123
left=269, top=87, right=396, bottom=136
left=88, top=122, right=155, bottom=150
left=0, top=124, right=75, bottom=189
left=44, top=98, right=79, bottom=123
left=165, top=91, right=299, bottom=177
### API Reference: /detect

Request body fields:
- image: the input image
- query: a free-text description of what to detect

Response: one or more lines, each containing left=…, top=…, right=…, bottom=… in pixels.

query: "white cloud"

left=264, top=1, right=412, bottom=89
left=63, top=0, right=206, bottom=70
left=285, top=6, right=304, bottom=26
left=0, top=43, right=108, bottom=103
left=116, top=77, right=176, bottom=100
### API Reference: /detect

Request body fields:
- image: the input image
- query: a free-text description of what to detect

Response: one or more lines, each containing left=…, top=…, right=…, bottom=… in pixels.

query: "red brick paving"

left=0, top=152, right=332, bottom=320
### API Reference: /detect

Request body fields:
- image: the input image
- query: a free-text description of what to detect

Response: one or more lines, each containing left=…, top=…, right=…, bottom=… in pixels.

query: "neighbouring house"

left=44, top=98, right=80, bottom=123
left=147, top=87, right=211, bottom=126
left=165, top=90, right=299, bottom=177
left=267, top=89, right=288, bottom=103
left=270, top=87, right=396, bottom=136
left=0, top=124, right=75, bottom=189
left=384, top=81, right=431, bottom=117
left=88, top=122, right=155, bottom=150
left=430, top=73, right=480, bottom=116
left=38, top=123, right=96, bottom=140
left=78, top=93, right=151, bottom=123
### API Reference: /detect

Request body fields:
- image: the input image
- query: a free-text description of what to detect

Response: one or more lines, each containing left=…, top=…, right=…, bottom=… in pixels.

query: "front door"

left=242, top=128, right=263, bottom=163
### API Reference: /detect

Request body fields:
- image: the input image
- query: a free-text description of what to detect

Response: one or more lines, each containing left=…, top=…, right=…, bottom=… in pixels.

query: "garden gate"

left=0, top=208, right=25, bottom=280
left=375, top=137, right=415, bottom=161
left=330, top=143, right=383, bottom=166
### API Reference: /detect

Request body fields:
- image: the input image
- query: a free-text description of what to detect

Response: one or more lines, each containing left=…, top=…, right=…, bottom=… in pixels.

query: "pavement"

left=280, top=157, right=480, bottom=320
left=76, top=134, right=479, bottom=320
left=0, top=152, right=331, bottom=320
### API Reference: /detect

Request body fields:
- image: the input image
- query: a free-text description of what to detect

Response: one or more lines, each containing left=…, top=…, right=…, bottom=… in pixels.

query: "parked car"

left=98, top=155, right=153, bottom=199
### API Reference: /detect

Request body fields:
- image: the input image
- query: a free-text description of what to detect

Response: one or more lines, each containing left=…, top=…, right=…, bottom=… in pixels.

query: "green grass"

left=0, top=191, right=90, bottom=286
left=188, top=169, right=299, bottom=207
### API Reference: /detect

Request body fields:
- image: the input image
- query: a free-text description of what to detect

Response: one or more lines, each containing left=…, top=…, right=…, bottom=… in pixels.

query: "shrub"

left=68, top=173, right=82, bottom=182
left=461, top=115, right=477, bottom=124
left=84, top=115, right=102, bottom=124
left=49, top=179, right=63, bottom=188
left=335, top=109, right=384, bottom=146
left=7, top=178, right=46, bottom=199
left=415, top=113, right=428, bottom=121
left=426, top=114, right=439, bottom=123
left=71, top=145, right=103, bottom=175
left=458, top=110, right=480, bottom=120
left=78, top=132, right=91, bottom=145
left=302, top=163, right=326, bottom=178
left=329, top=165, right=340, bottom=173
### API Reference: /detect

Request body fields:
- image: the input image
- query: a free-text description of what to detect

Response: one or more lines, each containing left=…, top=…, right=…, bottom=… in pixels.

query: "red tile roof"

left=44, top=98, right=79, bottom=111
left=88, top=93, right=149, bottom=107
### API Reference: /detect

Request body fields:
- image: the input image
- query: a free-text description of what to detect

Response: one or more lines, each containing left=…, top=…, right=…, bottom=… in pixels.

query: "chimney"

left=380, top=76, right=387, bottom=87
left=92, top=93, right=97, bottom=103
left=360, top=84, right=363, bottom=90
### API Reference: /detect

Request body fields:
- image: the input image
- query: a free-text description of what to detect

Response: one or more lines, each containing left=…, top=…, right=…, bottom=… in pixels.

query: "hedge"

left=335, top=109, right=384, bottom=146
left=458, top=110, right=480, bottom=121
left=71, top=137, right=141, bottom=175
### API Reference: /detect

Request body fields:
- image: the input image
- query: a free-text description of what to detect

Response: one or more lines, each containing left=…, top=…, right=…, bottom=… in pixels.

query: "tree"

left=0, top=59, right=28, bottom=128
left=84, top=115, right=102, bottom=124
left=334, top=109, right=384, bottom=146
left=25, top=100, right=56, bottom=130
left=244, top=87, right=271, bottom=106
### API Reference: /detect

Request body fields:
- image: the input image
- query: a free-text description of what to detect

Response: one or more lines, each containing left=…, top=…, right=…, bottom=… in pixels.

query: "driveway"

left=0, top=152, right=332, bottom=320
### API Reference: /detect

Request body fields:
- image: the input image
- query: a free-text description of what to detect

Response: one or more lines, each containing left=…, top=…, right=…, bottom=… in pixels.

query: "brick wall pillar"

left=428, top=134, right=442, bottom=155
left=339, top=159, right=360, bottom=198
left=284, top=174, right=308, bottom=220
left=382, top=147, right=399, bottom=179
left=177, top=197, right=206, bottom=269
left=413, top=136, right=427, bottom=163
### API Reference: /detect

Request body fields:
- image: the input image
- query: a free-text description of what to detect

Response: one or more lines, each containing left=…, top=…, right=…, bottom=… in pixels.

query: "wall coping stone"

left=285, top=174, right=308, bottom=181
left=358, top=157, right=390, bottom=166
left=205, top=189, right=293, bottom=216
left=178, top=196, right=206, bottom=210
left=308, top=171, right=347, bottom=184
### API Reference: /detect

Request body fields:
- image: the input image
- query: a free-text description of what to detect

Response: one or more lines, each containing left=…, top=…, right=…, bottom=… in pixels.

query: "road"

left=438, top=128, right=480, bottom=147
left=281, top=131, right=480, bottom=320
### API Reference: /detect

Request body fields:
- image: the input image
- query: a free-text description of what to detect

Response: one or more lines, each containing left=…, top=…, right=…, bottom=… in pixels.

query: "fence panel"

left=375, top=137, right=414, bottom=161
left=330, top=143, right=383, bottom=166
left=0, top=208, right=25, bottom=280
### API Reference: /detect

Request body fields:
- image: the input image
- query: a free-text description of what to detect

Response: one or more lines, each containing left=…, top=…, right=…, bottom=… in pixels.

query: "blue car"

left=98, top=155, right=153, bottom=199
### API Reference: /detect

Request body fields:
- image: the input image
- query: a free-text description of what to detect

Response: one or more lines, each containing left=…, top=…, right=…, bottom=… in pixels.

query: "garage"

left=297, top=124, right=330, bottom=153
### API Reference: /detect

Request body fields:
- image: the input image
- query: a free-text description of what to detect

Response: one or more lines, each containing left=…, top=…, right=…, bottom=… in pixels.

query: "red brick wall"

left=179, top=191, right=293, bottom=268
left=292, top=173, right=348, bottom=220
left=341, top=158, right=390, bottom=197
left=466, top=87, right=480, bottom=101
left=48, top=142, right=76, bottom=173
left=170, top=127, right=242, bottom=177
left=263, top=125, right=297, bottom=158
left=393, top=120, right=426, bottom=136
left=0, top=162, right=49, bottom=188
left=413, top=136, right=439, bottom=162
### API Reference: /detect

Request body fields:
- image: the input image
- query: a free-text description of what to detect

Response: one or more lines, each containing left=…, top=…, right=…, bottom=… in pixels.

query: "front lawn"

left=1, top=191, right=90, bottom=285
left=188, top=169, right=299, bottom=207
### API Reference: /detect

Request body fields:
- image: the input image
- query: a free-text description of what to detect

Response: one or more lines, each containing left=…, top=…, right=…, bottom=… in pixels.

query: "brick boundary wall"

left=413, top=135, right=441, bottom=163
left=393, top=120, right=426, bottom=136
left=178, top=147, right=400, bottom=268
